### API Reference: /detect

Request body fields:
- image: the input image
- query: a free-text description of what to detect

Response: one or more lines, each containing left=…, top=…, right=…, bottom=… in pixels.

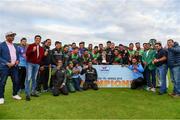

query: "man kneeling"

left=51, top=60, right=68, bottom=96
left=81, top=61, right=98, bottom=90
left=128, top=57, right=145, bottom=89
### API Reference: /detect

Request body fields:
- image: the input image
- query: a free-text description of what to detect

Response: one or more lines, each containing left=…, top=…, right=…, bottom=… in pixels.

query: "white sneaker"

left=0, top=98, right=4, bottom=104
left=146, top=87, right=151, bottom=91
left=12, top=95, right=22, bottom=100
left=150, top=88, right=156, bottom=92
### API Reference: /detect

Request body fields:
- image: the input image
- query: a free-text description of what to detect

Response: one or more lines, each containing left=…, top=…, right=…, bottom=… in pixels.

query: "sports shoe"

left=150, top=88, right=156, bottom=92
left=31, top=93, right=39, bottom=97
left=12, top=95, right=22, bottom=100
left=26, top=96, right=31, bottom=101
left=0, top=98, right=4, bottom=104
left=172, top=94, right=180, bottom=98
left=42, top=89, right=48, bottom=93
left=146, top=87, right=151, bottom=91
left=168, top=93, right=176, bottom=97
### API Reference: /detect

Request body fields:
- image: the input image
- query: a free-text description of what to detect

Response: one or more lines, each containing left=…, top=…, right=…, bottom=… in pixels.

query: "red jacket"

left=26, top=43, right=44, bottom=64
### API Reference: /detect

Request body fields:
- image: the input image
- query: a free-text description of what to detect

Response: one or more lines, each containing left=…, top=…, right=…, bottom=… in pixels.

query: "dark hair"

left=74, top=46, right=79, bottom=49
left=63, top=45, right=68, bottom=48
left=114, top=49, right=119, bottom=52
left=79, top=42, right=85, bottom=45
left=135, top=42, right=140, bottom=45
left=147, top=43, right=151, bottom=46
left=143, top=43, right=147, bottom=46
left=132, top=57, right=138, bottom=61
left=34, top=35, right=41, bottom=39
left=43, top=39, right=51, bottom=44
left=94, top=46, right=98, bottom=49
left=20, top=37, right=27, bottom=42
left=107, top=41, right=111, bottom=44
left=84, top=49, right=88, bottom=52
left=73, top=60, right=79, bottom=67
left=46, top=39, right=51, bottom=41
left=55, top=41, right=61, bottom=45
left=155, top=42, right=162, bottom=46
left=129, top=43, right=134, bottom=46
left=167, top=39, right=174, bottom=42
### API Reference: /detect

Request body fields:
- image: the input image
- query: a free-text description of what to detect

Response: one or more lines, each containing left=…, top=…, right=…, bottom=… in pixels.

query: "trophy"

left=102, top=51, right=107, bottom=64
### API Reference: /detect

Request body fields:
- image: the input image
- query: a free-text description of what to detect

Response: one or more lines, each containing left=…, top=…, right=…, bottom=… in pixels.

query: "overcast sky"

left=0, top=0, right=180, bottom=47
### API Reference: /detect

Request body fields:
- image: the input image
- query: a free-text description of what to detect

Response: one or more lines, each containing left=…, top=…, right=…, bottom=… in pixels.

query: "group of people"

left=128, top=40, right=180, bottom=97
left=0, top=32, right=179, bottom=104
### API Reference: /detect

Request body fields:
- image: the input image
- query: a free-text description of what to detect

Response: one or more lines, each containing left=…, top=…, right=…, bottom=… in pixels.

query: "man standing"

left=17, top=37, right=28, bottom=92
left=154, top=42, right=168, bottom=95
left=128, top=43, right=135, bottom=56
left=135, top=42, right=144, bottom=56
left=63, top=45, right=71, bottom=67
left=36, top=39, right=51, bottom=92
left=51, top=41, right=64, bottom=65
left=0, top=32, right=21, bottom=104
left=105, top=41, right=114, bottom=65
left=167, top=39, right=180, bottom=97
left=25, top=35, right=44, bottom=101
left=92, top=46, right=101, bottom=65
left=142, top=43, right=157, bottom=92
left=78, top=42, right=87, bottom=57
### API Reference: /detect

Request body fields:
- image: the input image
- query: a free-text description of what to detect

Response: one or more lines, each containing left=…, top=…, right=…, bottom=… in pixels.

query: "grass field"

left=0, top=79, right=180, bottom=119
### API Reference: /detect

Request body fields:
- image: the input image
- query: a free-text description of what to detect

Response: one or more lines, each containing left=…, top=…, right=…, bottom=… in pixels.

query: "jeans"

left=25, top=62, right=39, bottom=96
left=170, top=66, right=180, bottom=95
left=72, top=77, right=81, bottom=91
left=156, top=64, right=168, bottom=93
left=0, top=66, right=19, bottom=98
left=145, top=68, right=156, bottom=88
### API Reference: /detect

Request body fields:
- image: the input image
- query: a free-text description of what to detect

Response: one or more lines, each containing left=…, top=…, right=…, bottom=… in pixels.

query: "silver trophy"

left=102, top=51, right=107, bottom=64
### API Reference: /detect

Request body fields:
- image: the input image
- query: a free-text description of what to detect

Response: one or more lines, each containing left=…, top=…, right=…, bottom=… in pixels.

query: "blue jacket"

left=168, top=42, right=180, bottom=68
left=0, top=41, right=19, bottom=69
left=128, top=64, right=144, bottom=79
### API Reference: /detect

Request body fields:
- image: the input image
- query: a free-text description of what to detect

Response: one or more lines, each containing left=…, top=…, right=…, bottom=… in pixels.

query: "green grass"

left=0, top=79, right=180, bottom=119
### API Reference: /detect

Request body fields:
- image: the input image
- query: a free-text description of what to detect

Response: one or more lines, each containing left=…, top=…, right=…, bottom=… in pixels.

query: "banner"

left=93, top=65, right=134, bottom=88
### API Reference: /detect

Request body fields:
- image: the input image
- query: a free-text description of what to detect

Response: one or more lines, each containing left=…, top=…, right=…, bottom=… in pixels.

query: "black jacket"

left=51, top=48, right=63, bottom=65
left=51, top=67, right=66, bottom=88
left=41, top=45, right=51, bottom=66
left=81, top=67, right=98, bottom=82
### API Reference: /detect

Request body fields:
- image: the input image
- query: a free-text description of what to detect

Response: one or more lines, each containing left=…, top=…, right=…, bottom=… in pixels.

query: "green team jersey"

left=136, top=49, right=144, bottom=56
left=128, top=50, right=135, bottom=55
left=88, top=50, right=92, bottom=55
left=114, top=56, right=123, bottom=64
left=92, top=52, right=100, bottom=59
left=71, top=53, right=79, bottom=60
left=66, top=68, right=73, bottom=80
